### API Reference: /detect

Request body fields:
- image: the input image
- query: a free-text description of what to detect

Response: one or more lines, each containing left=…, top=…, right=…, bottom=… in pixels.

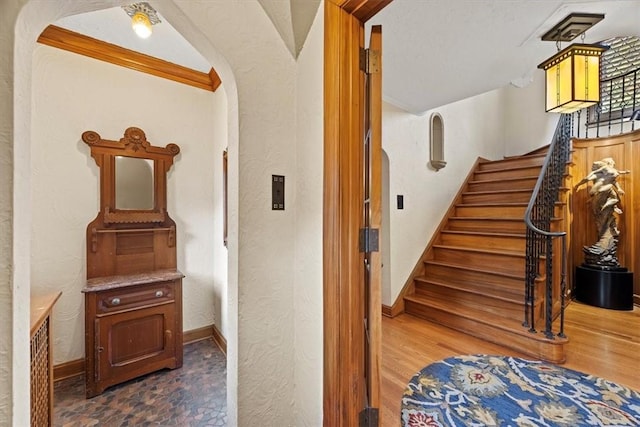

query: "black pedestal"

left=575, top=264, right=633, bottom=310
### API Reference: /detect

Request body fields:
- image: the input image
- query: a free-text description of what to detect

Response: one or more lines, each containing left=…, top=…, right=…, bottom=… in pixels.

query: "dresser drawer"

left=96, top=281, right=175, bottom=314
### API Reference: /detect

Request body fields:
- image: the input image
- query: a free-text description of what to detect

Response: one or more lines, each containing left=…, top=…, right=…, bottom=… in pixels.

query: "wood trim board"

left=37, top=25, right=221, bottom=92
left=323, top=1, right=391, bottom=424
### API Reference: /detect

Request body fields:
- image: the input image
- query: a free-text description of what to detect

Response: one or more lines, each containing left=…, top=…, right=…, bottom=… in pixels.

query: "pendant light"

left=538, top=13, right=607, bottom=113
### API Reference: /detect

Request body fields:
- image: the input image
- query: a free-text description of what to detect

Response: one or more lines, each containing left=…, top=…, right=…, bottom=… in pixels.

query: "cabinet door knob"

left=111, top=297, right=121, bottom=305
left=155, top=290, right=164, bottom=297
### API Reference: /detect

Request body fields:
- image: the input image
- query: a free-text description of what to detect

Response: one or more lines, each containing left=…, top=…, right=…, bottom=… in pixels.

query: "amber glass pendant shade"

left=538, top=44, right=607, bottom=113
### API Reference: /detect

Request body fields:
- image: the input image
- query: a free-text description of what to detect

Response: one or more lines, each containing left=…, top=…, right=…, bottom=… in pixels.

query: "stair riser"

left=447, top=218, right=562, bottom=234
left=467, top=179, right=537, bottom=192
left=440, top=233, right=526, bottom=252
left=432, top=247, right=528, bottom=274
left=414, top=286, right=542, bottom=321
left=447, top=219, right=526, bottom=233
left=456, top=205, right=526, bottom=218
left=462, top=191, right=532, bottom=204
left=478, top=156, right=545, bottom=171
left=403, top=303, right=566, bottom=363
left=474, top=166, right=542, bottom=181
left=455, top=204, right=562, bottom=218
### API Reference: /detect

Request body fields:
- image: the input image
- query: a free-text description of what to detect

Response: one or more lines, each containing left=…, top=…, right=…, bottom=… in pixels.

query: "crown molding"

left=37, top=25, right=221, bottom=92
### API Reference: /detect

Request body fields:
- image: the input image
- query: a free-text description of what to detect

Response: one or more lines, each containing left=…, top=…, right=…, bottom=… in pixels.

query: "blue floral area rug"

left=401, top=355, right=640, bottom=426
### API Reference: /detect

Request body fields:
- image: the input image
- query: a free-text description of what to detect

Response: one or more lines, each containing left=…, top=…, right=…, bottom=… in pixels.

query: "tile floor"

left=54, top=338, right=227, bottom=426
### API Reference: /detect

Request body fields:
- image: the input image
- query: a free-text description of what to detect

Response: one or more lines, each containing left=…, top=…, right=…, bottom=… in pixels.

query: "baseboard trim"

left=183, top=324, right=214, bottom=345
left=53, top=358, right=85, bottom=382
left=212, top=323, right=227, bottom=356
left=382, top=305, right=392, bottom=317
left=383, top=302, right=404, bottom=318
left=54, top=323, right=226, bottom=382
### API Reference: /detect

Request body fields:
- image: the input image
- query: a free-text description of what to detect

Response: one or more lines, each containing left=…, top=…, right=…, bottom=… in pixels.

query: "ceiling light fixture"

left=537, top=13, right=607, bottom=113
left=123, top=2, right=161, bottom=39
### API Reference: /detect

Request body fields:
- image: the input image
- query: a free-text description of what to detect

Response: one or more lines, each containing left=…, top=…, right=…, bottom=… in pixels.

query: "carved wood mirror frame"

left=82, top=127, right=180, bottom=225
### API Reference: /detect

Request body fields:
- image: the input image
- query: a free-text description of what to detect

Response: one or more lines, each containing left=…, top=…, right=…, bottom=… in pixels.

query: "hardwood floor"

left=381, top=301, right=640, bottom=427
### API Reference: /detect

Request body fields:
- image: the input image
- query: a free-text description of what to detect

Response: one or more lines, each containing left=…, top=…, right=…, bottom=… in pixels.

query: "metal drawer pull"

left=155, top=290, right=164, bottom=298
left=111, top=298, right=121, bottom=305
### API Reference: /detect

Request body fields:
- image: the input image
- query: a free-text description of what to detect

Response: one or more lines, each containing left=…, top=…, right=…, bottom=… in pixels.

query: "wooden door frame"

left=323, top=1, right=391, bottom=425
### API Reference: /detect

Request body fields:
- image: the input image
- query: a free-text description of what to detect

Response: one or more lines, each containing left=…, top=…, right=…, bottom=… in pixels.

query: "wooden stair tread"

left=478, top=154, right=546, bottom=169
left=498, top=153, right=547, bottom=160
left=449, top=216, right=561, bottom=221
left=404, top=293, right=564, bottom=344
left=413, top=277, right=526, bottom=303
left=462, top=189, right=532, bottom=196
left=433, top=243, right=524, bottom=257
left=504, top=147, right=549, bottom=158
left=441, top=229, right=525, bottom=238
left=423, top=259, right=526, bottom=280
left=469, top=175, right=538, bottom=184
left=475, top=164, right=542, bottom=174
left=456, top=202, right=565, bottom=207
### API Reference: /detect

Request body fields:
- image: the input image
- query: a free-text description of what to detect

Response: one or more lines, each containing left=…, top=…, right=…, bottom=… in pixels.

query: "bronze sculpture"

left=574, top=157, right=629, bottom=267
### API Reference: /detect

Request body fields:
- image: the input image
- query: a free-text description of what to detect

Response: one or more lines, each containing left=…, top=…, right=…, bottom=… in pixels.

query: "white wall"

left=382, top=90, right=507, bottom=306
left=503, top=74, right=558, bottom=156
left=170, top=2, right=298, bottom=425
left=29, top=44, right=228, bottom=364
left=0, top=1, right=19, bottom=423
left=294, top=5, right=323, bottom=426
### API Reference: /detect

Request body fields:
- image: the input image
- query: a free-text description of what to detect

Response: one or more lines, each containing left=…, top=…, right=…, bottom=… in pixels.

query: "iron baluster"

left=524, top=114, right=571, bottom=340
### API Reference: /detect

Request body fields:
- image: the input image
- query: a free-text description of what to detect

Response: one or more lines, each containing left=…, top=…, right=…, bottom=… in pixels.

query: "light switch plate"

left=272, top=175, right=284, bottom=210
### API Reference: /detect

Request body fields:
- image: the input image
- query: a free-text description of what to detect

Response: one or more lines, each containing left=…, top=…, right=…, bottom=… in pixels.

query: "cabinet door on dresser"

left=96, top=303, right=176, bottom=384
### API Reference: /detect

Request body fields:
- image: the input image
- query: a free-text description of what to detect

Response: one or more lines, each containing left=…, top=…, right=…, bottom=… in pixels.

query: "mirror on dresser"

left=81, top=127, right=184, bottom=398
left=115, top=156, right=154, bottom=210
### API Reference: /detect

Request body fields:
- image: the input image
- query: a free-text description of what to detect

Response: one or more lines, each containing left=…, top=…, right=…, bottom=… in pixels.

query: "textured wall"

left=0, top=2, right=20, bottom=424
left=30, top=44, right=227, bottom=364
left=294, top=5, right=323, bottom=426
left=382, top=90, right=507, bottom=306
left=167, top=1, right=300, bottom=425
left=503, top=74, right=558, bottom=157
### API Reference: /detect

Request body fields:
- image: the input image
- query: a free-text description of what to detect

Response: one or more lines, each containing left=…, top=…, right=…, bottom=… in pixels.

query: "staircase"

left=402, top=152, right=568, bottom=363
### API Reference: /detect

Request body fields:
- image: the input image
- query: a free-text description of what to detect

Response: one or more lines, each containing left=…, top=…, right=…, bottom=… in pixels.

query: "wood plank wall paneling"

left=37, top=25, right=221, bottom=92
left=571, top=130, right=640, bottom=303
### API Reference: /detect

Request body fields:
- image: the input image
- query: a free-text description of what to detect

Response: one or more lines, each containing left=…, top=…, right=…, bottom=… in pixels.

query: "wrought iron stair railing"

left=524, top=114, right=572, bottom=339
left=577, top=67, right=640, bottom=137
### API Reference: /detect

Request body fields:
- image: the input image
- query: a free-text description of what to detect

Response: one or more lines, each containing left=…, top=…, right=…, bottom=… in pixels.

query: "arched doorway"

left=12, top=1, right=239, bottom=422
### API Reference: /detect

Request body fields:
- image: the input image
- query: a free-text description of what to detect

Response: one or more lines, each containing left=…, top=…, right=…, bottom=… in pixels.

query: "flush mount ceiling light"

left=123, top=2, right=161, bottom=39
left=538, top=13, right=607, bottom=113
